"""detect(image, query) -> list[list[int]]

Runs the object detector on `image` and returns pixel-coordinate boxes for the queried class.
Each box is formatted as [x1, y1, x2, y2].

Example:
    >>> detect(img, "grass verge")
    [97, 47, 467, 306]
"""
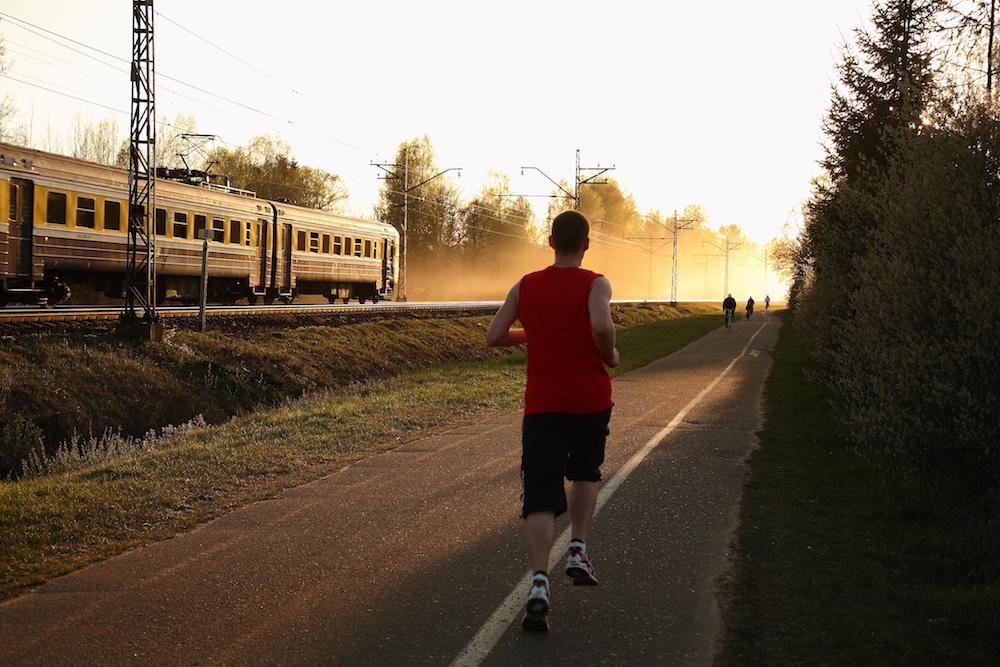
[0, 308, 721, 600]
[720, 311, 1000, 665]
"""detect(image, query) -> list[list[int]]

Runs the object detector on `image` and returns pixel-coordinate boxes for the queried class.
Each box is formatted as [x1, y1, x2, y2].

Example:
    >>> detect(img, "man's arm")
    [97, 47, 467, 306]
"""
[486, 281, 527, 347]
[588, 276, 619, 368]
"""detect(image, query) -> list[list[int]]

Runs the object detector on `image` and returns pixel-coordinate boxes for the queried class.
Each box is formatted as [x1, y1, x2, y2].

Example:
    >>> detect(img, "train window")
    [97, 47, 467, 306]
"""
[364, 239, 372, 258]
[155, 208, 167, 235]
[245, 220, 252, 246]
[228, 219, 240, 244]
[76, 197, 96, 228]
[309, 232, 319, 253]
[46, 191, 67, 224]
[333, 236, 342, 255]
[173, 211, 188, 239]
[354, 238, 362, 257]
[8, 182, 18, 221]
[322, 234, 330, 254]
[296, 230, 307, 251]
[103, 200, 122, 231]
[194, 214, 207, 239]
[212, 217, 225, 242]
[374, 242, 379, 259]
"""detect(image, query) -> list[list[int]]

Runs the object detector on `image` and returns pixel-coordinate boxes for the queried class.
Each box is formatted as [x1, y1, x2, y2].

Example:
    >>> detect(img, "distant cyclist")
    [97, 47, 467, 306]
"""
[722, 293, 736, 329]
[764, 295, 770, 311]
[745, 296, 755, 320]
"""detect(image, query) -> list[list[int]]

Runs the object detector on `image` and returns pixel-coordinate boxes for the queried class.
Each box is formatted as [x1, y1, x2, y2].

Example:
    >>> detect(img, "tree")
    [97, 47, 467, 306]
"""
[799, 0, 944, 363]
[113, 113, 201, 170]
[70, 114, 122, 166]
[0, 38, 28, 145]
[578, 177, 644, 238]
[942, 1, 999, 96]
[207, 134, 348, 211]
[374, 135, 462, 266]
[459, 172, 532, 261]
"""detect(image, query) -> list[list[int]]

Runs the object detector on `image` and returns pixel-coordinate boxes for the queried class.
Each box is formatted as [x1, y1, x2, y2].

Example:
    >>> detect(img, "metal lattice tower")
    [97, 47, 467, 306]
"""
[123, 0, 157, 324]
[667, 211, 696, 305]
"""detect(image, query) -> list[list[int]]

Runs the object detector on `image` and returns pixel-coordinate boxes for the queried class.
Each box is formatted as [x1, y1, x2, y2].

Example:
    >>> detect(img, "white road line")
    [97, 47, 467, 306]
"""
[450, 320, 770, 667]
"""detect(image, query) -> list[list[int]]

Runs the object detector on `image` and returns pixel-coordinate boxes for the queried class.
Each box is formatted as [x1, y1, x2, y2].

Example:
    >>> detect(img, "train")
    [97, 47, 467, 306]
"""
[0, 142, 398, 307]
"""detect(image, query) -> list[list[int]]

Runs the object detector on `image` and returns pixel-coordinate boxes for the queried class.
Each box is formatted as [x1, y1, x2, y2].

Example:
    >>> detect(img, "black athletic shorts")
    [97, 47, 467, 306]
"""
[520, 408, 612, 518]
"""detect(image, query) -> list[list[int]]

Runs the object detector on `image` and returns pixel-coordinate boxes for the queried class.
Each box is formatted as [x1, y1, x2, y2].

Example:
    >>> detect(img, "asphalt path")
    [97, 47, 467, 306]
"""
[0, 310, 779, 666]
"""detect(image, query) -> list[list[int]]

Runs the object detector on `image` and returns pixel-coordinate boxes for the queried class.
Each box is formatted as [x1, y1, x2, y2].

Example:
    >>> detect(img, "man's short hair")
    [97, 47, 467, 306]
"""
[551, 210, 590, 253]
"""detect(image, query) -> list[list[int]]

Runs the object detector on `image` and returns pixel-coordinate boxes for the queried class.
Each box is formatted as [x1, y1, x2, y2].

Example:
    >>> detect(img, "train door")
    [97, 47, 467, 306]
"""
[280, 223, 292, 296]
[380, 238, 394, 296]
[255, 218, 269, 296]
[8, 178, 34, 286]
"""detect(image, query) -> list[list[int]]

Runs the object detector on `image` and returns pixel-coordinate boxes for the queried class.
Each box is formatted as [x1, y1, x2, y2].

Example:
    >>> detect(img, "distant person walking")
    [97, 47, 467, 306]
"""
[765, 294, 770, 311]
[746, 296, 755, 320]
[722, 293, 737, 329]
[486, 210, 618, 633]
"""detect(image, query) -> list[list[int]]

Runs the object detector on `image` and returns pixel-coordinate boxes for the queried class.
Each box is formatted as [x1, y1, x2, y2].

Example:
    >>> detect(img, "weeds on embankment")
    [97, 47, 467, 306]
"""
[720, 312, 1000, 665]
[0, 303, 718, 479]
[0, 304, 720, 600]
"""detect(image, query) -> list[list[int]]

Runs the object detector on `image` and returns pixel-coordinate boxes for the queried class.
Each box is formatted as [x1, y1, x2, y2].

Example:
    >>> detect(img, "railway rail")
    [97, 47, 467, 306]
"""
[0, 300, 503, 324]
[0, 299, 711, 323]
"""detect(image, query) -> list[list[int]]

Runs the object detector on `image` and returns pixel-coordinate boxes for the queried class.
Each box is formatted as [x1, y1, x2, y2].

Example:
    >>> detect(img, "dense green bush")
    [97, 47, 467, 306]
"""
[794, 0, 999, 511]
[1, 416, 44, 478]
[836, 115, 1000, 506]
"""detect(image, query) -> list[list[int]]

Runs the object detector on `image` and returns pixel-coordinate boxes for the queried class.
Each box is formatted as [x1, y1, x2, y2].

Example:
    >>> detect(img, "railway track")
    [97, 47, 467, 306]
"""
[0, 300, 503, 324]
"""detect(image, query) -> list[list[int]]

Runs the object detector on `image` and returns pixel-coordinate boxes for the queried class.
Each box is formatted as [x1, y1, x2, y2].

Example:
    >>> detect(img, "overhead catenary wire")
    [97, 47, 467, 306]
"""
[1, 10, 679, 256]
[0, 11, 372, 154]
[153, 10, 321, 104]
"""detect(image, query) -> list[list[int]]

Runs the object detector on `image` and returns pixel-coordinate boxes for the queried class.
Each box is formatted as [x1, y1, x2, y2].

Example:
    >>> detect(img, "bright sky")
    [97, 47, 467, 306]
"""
[0, 0, 876, 244]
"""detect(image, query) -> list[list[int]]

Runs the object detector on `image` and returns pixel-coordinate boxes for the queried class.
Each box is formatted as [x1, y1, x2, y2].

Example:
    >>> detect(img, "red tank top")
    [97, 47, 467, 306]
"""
[517, 266, 613, 414]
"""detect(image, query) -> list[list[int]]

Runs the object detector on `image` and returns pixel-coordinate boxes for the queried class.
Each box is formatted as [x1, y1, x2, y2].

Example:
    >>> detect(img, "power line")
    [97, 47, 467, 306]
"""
[0, 10, 371, 153]
[154, 10, 319, 103]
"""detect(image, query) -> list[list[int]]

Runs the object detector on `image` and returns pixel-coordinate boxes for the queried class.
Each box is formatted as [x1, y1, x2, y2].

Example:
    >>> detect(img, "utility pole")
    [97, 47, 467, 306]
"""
[372, 150, 460, 300]
[122, 0, 159, 339]
[703, 236, 743, 297]
[626, 212, 696, 304]
[516, 149, 614, 213]
[989, 0, 996, 97]
[666, 210, 696, 305]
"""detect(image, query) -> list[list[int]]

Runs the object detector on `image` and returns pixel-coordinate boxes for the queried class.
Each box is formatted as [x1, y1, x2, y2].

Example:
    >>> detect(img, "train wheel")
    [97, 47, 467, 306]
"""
[248, 294, 258, 306]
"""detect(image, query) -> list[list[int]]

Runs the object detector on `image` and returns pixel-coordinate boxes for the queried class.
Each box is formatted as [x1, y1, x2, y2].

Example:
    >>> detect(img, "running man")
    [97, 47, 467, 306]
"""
[486, 210, 618, 633]
[765, 294, 771, 311]
[722, 293, 737, 328]
[746, 296, 755, 320]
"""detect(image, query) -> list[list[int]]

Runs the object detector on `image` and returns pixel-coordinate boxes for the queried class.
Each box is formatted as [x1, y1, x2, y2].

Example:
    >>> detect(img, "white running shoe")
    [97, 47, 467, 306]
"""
[565, 545, 599, 586]
[521, 576, 550, 632]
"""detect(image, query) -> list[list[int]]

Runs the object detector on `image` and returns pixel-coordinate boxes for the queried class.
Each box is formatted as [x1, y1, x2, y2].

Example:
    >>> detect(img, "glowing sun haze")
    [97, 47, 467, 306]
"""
[1, 0, 876, 245]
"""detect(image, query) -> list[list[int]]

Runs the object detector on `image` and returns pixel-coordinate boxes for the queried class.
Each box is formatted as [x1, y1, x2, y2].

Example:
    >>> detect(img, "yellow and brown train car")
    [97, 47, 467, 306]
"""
[0, 142, 398, 306]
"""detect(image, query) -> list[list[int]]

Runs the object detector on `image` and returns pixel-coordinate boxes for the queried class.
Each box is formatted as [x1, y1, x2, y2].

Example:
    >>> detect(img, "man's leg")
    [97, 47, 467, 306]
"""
[568, 480, 599, 543]
[524, 511, 556, 573]
[522, 511, 555, 631]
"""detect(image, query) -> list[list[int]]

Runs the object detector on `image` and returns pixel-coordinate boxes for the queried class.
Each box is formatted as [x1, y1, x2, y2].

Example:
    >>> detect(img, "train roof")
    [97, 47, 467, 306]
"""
[0, 141, 397, 238]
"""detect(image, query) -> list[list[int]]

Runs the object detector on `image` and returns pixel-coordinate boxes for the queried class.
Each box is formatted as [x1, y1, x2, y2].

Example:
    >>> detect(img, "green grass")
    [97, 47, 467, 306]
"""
[720, 312, 1000, 665]
[0, 306, 720, 600]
